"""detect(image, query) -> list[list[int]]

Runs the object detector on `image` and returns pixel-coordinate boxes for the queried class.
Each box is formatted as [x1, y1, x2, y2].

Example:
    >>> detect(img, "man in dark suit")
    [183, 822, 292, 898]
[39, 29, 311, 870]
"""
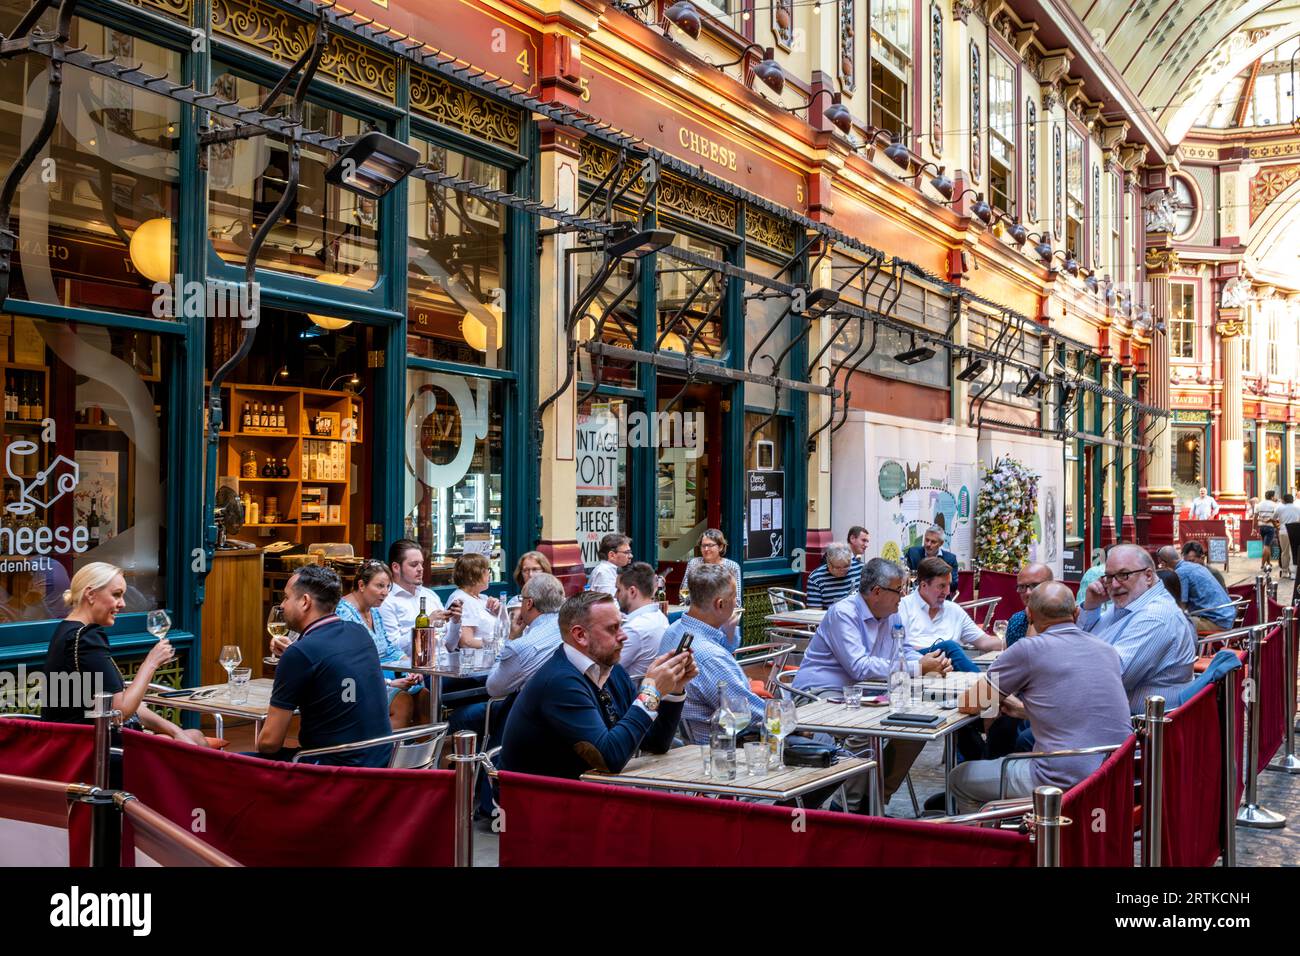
[501, 591, 696, 779]
[905, 525, 959, 592]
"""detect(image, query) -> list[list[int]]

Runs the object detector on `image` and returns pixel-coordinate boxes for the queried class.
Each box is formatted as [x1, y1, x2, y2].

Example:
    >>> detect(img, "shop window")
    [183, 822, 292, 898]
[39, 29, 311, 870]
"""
[407, 139, 509, 369]
[1174, 429, 1204, 495]
[1263, 432, 1283, 496]
[988, 51, 1015, 216]
[656, 233, 726, 360]
[744, 257, 792, 411]
[576, 396, 632, 570]
[1065, 127, 1084, 260]
[870, 0, 911, 137]
[743, 413, 787, 562]
[574, 224, 640, 389]
[404, 371, 503, 584]
[0, 18, 180, 319]
[0, 320, 169, 622]
[656, 380, 713, 563]
[1170, 284, 1195, 360]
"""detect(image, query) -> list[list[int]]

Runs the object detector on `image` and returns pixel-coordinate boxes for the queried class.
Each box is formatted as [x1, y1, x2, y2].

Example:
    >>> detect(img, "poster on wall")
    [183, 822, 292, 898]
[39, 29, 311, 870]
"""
[73, 450, 119, 542]
[576, 409, 619, 495]
[1039, 486, 1059, 564]
[578, 507, 617, 568]
[874, 458, 976, 567]
[462, 521, 493, 556]
[746, 470, 785, 560]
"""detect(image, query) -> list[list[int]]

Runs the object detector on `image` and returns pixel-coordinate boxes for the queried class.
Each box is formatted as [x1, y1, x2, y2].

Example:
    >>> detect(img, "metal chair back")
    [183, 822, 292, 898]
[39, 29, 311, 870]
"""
[765, 625, 813, 662]
[292, 722, 450, 768]
[767, 587, 807, 614]
[957, 596, 1001, 630]
[733, 641, 796, 696]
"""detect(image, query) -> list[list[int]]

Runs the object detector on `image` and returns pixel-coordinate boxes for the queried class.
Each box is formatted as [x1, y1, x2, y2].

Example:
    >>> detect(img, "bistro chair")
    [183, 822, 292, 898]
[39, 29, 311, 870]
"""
[956, 596, 1001, 631]
[765, 625, 814, 662]
[292, 722, 449, 770]
[767, 587, 808, 614]
[733, 641, 796, 697]
[995, 744, 1124, 800]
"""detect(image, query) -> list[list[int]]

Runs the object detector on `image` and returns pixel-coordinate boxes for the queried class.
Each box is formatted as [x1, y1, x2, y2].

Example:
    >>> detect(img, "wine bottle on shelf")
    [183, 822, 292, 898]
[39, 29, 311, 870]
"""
[4, 379, 13, 420]
[278, 457, 290, 479]
[241, 402, 252, 429]
[260, 403, 269, 428]
[261, 456, 273, 478]
[87, 498, 100, 545]
[30, 377, 41, 419]
[277, 404, 286, 429]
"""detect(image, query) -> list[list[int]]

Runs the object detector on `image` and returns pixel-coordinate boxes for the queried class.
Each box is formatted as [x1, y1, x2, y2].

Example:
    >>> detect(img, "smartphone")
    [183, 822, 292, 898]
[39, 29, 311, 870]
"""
[675, 633, 694, 655]
[882, 712, 942, 726]
[155, 689, 193, 698]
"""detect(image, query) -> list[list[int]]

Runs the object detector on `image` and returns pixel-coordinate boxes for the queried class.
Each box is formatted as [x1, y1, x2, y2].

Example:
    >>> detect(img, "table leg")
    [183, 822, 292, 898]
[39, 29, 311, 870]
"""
[430, 677, 442, 724]
[869, 735, 884, 817]
[215, 714, 224, 739]
[944, 734, 956, 816]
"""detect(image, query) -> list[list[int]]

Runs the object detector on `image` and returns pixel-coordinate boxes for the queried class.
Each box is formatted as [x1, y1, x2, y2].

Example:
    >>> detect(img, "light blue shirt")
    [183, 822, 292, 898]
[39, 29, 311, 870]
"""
[793, 592, 919, 692]
[485, 613, 561, 698]
[1174, 561, 1233, 629]
[1079, 582, 1196, 712]
[658, 613, 763, 744]
[336, 598, 401, 663]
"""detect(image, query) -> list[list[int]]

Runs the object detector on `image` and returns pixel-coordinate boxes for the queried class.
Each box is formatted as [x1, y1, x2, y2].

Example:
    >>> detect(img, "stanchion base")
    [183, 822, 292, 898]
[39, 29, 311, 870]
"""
[1236, 804, 1287, 829]
[1265, 753, 1300, 774]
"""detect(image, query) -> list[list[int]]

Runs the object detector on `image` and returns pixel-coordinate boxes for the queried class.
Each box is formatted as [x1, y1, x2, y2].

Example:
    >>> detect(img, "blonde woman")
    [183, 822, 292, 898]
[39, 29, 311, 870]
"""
[42, 562, 206, 746]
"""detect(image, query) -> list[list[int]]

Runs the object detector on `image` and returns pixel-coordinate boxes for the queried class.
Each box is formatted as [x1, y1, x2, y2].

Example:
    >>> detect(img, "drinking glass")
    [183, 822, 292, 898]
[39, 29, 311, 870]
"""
[229, 667, 252, 704]
[765, 698, 797, 769]
[218, 645, 242, 688]
[723, 687, 751, 736]
[743, 741, 767, 778]
[146, 609, 171, 640]
[709, 728, 737, 781]
[267, 606, 289, 653]
[993, 620, 1008, 644]
[842, 684, 863, 708]
[699, 743, 712, 778]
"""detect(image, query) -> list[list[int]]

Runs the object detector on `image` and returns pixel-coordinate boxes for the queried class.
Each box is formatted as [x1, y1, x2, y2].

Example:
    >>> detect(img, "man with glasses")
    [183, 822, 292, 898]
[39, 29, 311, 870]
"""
[905, 525, 960, 593]
[806, 543, 861, 609]
[1004, 563, 1055, 646]
[1079, 544, 1196, 712]
[794, 558, 950, 806]
[500, 591, 696, 780]
[587, 533, 633, 596]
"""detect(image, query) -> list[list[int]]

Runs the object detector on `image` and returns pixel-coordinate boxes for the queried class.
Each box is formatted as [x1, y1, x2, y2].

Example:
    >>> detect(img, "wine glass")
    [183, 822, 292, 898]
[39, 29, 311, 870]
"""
[764, 698, 797, 768]
[267, 606, 289, 655]
[993, 620, 1008, 646]
[219, 645, 242, 691]
[145, 609, 171, 640]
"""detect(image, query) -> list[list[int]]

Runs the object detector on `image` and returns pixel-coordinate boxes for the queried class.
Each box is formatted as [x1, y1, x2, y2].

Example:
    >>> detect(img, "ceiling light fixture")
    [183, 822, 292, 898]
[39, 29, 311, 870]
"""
[325, 131, 419, 200]
[715, 44, 785, 95]
[895, 334, 937, 365]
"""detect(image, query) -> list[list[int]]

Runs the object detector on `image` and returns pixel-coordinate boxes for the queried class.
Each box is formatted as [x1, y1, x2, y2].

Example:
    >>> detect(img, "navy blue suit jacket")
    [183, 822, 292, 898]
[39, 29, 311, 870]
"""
[904, 545, 960, 590]
[500, 646, 684, 780]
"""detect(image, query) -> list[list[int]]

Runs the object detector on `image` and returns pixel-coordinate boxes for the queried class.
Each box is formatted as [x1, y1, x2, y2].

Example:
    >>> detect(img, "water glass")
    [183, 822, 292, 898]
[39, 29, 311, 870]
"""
[699, 743, 712, 778]
[842, 684, 863, 708]
[743, 741, 767, 777]
[229, 667, 251, 704]
[994, 620, 1009, 643]
[709, 730, 737, 781]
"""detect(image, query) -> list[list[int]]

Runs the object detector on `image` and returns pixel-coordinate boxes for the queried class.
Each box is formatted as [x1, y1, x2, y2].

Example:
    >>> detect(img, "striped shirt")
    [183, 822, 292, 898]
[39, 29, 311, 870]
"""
[1079, 583, 1196, 712]
[805, 559, 862, 609]
[658, 612, 764, 744]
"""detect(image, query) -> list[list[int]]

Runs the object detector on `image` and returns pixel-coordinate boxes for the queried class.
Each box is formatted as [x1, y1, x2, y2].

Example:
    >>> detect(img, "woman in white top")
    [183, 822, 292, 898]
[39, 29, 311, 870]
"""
[682, 528, 742, 606]
[446, 552, 502, 649]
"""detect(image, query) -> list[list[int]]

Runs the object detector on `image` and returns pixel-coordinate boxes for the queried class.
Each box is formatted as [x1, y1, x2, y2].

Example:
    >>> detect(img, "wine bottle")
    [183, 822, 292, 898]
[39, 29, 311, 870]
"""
[31, 377, 41, 419]
[18, 377, 28, 421]
[242, 402, 252, 429]
[278, 457, 290, 479]
[87, 498, 100, 545]
[277, 404, 286, 429]
[4, 379, 13, 420]
[260, 403, 269, 428]
[261, 456, 273, 478]
[412, 597, 431, 667]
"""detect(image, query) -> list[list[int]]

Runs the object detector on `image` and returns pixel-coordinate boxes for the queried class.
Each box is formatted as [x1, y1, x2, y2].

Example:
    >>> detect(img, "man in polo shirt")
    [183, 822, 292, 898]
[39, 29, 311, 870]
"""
[377, 538, 454, 655]
[1080, 544, 1196, 712]
[258, 565, 393, 767]
[806, 543, 861, 609]
[905, 525, 960, 592]
[616, 561, 670, 681]
[951, 582, 1132, 812]
[657, 562, 761, 744]
[1156, 545, 1233, 633]
[587, 533, 632, 596]
[897, 556, 998, 670]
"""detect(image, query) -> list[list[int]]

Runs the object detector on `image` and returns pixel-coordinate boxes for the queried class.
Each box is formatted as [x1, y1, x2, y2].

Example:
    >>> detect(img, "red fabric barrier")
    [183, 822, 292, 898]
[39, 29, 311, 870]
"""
[0, 719, 94, 865]
[956, 570, 975, 603]
[973, 570, 1019, 622]
[498, 772, 1033, 867]
[1257, 625, 1286, 767]
[1228, 585, 1256, 626]
[1059, 735, 1137, 867]
[1161, 685, 1223, 866]
[121, 730, 456, 866]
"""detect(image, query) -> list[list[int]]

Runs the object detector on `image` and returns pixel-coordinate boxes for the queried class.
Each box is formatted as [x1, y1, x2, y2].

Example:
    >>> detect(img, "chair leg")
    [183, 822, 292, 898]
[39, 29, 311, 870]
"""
[905, 771, 921, 817]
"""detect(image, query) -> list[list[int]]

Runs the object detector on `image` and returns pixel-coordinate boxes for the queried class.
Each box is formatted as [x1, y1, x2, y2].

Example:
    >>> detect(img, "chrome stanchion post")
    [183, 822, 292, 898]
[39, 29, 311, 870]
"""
[1218, 666, 1238, 867]
[1256, 574, 1268, 628]
[1267, 606, 1300, 774]
[86, 692, 121, 867]
[451, 730, 477, 866]
[1236, 626, 1287, 828]
[1139, 695, 1167, 867]
[1032, 786, 1064, 868]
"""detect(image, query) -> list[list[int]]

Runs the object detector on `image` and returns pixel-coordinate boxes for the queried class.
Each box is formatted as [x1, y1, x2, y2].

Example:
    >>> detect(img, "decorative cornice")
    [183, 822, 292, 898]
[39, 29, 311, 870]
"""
[579, 140, 737, 232]
[126, 0, 190, 20]
[745, 204, 797, 254]
[1250, 163, 1300, 223]
[953, 0, 978, 24]
[1145, 248, 1180, 273]
[411, 68, 522, 149]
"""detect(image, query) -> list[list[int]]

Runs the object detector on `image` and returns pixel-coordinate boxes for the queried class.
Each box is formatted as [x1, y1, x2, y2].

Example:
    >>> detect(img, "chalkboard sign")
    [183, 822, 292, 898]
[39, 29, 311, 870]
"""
[746, 471, 785, 560]
[1062, 548, 1084, 581]
[1208, 537, 1228, 565]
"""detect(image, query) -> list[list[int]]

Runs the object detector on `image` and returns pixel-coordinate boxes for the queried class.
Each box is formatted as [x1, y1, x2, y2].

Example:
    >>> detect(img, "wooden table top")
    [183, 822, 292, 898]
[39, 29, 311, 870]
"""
[144, 678, 275, 720]
[796, 671, 982, 740]
[582, 745, 875, 801]
[970, 649, 1004, 668]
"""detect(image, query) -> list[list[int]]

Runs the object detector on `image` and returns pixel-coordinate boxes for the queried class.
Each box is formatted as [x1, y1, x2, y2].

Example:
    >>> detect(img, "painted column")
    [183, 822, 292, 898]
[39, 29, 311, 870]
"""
[1140, 244, 1176, 546]
[1215, 307, 1246, 509]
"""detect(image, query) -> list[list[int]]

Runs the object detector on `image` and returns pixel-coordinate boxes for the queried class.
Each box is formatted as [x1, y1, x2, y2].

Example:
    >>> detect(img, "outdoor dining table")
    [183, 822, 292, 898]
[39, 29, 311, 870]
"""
[970, 648, 1004, 669]
[763, 608, 826, 629]
[144, 678, 276, 738]
[378, 656, 494, 721]
[794, 670, 984, 816]
[581, 745, 877, 808]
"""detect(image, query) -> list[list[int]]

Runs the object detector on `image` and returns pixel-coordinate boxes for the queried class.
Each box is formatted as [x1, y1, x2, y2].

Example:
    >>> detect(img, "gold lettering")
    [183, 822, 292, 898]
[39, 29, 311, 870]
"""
[679, 128, 690, 149]
[676, 127, 744, 174]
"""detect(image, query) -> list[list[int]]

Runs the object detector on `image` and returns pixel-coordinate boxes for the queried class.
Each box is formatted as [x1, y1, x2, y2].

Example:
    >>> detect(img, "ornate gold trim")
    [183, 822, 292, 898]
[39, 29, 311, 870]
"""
[579, 141, 736, 232]
[212, 0, 396, 102]
[125, 0, 191, 20]
[745, 204, 796, 254]
[410, 68, 522, 149]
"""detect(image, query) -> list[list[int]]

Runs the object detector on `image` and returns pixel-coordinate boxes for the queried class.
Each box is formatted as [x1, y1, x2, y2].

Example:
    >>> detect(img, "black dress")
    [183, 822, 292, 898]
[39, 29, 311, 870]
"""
[41, 619, 125, 724]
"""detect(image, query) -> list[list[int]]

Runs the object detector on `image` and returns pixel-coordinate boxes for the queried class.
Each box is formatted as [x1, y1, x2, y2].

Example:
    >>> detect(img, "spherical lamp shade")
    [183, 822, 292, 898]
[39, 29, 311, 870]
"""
[129, 217, 174, 284]
[461, 304, 504, 353]
[307, 272, 356, 330]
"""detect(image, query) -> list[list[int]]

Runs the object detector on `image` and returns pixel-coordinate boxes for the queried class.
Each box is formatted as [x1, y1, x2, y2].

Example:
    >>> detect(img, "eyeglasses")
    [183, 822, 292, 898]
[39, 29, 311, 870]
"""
[615, 549, 633, 557]
[595, 687, 621, 727]
[1015, 581, 1047, 592]
[876, 585, 908, 596]
[1100, 568, 1148, 585]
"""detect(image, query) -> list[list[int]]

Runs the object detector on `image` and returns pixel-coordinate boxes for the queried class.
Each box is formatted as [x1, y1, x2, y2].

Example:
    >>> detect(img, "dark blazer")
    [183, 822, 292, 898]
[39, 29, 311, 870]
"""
[905, 545, 960, 590]
[500, 645, 683, 780]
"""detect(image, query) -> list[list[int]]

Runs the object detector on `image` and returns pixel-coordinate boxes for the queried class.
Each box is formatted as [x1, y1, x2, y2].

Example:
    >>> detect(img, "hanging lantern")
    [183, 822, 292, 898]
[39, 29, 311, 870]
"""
[128, 217, 173, 284]
[461, 303, 504, 352]
[306, 268, 374, 330]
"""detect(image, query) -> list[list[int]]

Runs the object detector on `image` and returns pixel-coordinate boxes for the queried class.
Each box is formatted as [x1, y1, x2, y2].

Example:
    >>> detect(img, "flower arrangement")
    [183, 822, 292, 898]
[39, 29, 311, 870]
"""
[975, 456, 1040, 572]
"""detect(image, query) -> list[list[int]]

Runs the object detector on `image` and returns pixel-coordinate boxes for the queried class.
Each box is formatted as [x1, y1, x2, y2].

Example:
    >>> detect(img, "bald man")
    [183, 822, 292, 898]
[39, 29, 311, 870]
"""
[951, 582, 1133, 812]
[1003, 562, 1054, 647]
[1079, 544, 1196, 712]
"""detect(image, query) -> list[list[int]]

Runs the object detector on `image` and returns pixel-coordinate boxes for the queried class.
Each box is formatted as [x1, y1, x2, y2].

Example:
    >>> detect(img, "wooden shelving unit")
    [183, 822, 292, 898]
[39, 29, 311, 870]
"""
[218, 383, 363, 544]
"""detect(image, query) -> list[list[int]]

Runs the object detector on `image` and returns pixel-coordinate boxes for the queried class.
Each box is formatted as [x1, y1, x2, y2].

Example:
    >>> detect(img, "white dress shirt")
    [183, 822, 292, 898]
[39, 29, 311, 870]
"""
[619, 602, 669, 680]
[1188, 495, 1219, 519]
[587, 561, 618, 595]
[377, 581, 444, 655]
[897, 590, 985, 650]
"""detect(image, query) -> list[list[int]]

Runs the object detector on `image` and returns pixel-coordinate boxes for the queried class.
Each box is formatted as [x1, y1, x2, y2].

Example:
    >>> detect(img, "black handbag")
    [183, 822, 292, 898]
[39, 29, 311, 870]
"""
[782, 740, 837, 768]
